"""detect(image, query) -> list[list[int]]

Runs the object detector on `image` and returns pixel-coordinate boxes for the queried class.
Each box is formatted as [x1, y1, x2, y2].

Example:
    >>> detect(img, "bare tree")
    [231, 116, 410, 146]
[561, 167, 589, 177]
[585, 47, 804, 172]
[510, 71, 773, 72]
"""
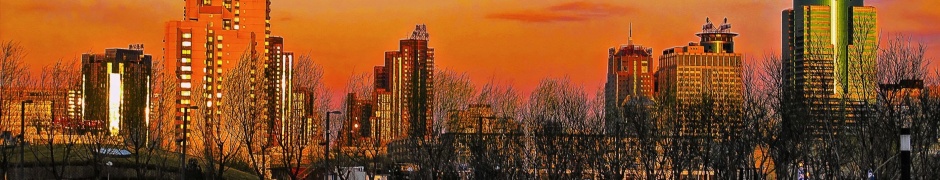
[25, 59, 81, 179]
[0, 40, 30, 179]
[273, 54, 331, 180]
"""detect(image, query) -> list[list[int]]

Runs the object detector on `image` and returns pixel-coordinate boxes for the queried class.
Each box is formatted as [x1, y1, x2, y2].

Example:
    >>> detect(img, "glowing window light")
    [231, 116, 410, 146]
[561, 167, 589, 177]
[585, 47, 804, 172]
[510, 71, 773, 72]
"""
[182, 66, 192, 72]
[182, 33, 192, 38]
[181, 82, 192, 88]
[108, 73, 122, 136]
[182, 41, 192, 47]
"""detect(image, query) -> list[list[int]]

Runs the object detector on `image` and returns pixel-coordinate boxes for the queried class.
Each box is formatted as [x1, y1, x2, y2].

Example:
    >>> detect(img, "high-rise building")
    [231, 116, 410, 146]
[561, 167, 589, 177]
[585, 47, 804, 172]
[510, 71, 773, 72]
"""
[81, 45, 153, 138]
[657, 18, 743, 105]
[340, 93, 373, 148]
[266, 36, 294, 143]
[373, 25, 435, 141]
[371, 66, 392, 145]
[164, 0, 279, 150]
[782, 0, 877, 134]
[604, 24, 654, 134]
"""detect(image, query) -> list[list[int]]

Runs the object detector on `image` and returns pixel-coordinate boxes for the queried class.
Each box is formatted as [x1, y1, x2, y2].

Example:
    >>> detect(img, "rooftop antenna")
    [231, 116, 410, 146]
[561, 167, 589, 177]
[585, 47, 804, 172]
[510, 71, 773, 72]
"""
[628, 22, 633, 45]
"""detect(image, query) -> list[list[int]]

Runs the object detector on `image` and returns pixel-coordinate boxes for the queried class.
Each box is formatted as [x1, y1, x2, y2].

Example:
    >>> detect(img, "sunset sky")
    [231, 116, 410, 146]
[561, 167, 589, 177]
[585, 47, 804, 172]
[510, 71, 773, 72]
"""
[2, 0, 939, 96]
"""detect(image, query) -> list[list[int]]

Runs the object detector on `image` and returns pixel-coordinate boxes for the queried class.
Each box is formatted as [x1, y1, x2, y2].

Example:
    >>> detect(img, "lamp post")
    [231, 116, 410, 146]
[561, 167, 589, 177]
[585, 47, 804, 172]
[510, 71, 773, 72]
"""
[900, 128, 911, 180]
[20, 99, 32, 174]
[324, 111, 341, 179]
[179, 106, 198, 180]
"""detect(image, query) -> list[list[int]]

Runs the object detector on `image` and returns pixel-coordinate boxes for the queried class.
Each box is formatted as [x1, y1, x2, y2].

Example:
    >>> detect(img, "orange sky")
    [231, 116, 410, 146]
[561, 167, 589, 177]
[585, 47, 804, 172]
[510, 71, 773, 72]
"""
[2, 0, 939, 96]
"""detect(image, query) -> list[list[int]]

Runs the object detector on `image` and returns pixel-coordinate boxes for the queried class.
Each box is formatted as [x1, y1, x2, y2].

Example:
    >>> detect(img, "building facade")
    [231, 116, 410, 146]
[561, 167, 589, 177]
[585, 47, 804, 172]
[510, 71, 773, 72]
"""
[81, 46, 153, 138]
[1, 88, 70, 142]
[266, 36, 294, 144]
[782, 0, 878, 135]
[164, 0, 297, 152]
[655, 18, 744, 137]
[657, 18, 743, 105]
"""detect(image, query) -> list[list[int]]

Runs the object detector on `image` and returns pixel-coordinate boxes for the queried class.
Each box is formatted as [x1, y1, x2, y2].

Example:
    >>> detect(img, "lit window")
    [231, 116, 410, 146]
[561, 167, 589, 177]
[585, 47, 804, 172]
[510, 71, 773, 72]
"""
[234, 25, 240, 30]
[181, 82, 192, 88]
[181, 66, 192, 72]
[182, 50, 191, 55]
[217, 44, 223, 49]
[182, 74, 191, 80]
[182, 33, 192, 38]
[182, 91, 191, 96]
[216, 93, 222, 98]
[181, 58, 191, 63]
[182, 41, 192, 47]
[217, 36, 223, 40]
[207, 101, 213, 107]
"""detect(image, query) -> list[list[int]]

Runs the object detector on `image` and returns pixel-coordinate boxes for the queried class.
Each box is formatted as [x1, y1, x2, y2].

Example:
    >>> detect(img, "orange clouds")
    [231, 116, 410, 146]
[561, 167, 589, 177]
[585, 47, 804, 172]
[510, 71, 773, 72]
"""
[487, 1, 633, 22]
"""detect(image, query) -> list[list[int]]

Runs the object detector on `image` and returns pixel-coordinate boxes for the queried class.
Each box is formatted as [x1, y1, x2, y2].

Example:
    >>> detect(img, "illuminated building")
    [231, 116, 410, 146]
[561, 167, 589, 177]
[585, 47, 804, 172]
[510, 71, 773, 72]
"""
[371, 66, 393, 146]
[340, 93, 373, 148]
[782, 0, 877, 135]
[266, 36, 294, 143]
[655, 18, 744, 137]
[373, 25, 435, 141]
[604, 24, 654, 134]
[164, 0, 289, 150]
[0, 88, 69, 142]
[656, 18, 743, 105]
[81, 45, 153, 137]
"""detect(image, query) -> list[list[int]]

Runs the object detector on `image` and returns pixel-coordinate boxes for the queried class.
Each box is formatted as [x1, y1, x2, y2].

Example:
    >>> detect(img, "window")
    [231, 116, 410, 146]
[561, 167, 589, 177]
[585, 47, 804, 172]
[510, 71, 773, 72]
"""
[217, 36, 223, 41]
[182, 50, 191, 55]
[182, 66, 192, 72]
[182, 41, 192, 47]
[181, 91, 191, 96]
[182, 33, 192, 38]
[181, 57, 191, 63]
[182, 74, 191, 80]
[181, 82, 192, 88]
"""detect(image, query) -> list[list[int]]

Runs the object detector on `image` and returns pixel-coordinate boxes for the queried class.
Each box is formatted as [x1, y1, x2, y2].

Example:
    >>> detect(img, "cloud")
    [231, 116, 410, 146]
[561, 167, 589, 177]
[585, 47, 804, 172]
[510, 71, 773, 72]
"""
[487, 1, 633, 23]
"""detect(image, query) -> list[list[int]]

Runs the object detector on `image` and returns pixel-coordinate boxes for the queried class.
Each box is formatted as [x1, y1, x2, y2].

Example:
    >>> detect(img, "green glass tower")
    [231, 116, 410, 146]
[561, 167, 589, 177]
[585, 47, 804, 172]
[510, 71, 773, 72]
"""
[782, 0, 878, 135]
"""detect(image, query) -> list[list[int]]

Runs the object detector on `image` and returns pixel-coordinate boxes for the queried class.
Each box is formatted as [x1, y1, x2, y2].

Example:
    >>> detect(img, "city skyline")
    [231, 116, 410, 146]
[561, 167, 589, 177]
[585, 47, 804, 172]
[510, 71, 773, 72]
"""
[3, 0, 939, 97]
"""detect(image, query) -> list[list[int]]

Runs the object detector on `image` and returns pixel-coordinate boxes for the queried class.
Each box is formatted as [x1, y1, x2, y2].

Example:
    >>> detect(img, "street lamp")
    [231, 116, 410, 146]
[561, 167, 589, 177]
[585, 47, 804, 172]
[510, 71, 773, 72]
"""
[324, 110, 341, 179]
[900, 128, 911, 180]
[20, 99, 32, 173]
[178, 106, 198, 180]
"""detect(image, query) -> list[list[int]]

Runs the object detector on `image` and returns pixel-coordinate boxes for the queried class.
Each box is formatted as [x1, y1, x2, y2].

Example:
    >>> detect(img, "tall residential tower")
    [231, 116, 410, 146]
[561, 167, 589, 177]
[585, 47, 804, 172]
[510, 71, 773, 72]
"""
[373, 25, 435, 142]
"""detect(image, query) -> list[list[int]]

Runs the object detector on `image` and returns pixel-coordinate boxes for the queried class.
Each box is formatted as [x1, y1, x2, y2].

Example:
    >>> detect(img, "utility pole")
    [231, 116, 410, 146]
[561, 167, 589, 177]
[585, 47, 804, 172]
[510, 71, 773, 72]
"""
[179, 106, 197, 180]
[20, 99, 33, 177]
[325, 111, 341, 179]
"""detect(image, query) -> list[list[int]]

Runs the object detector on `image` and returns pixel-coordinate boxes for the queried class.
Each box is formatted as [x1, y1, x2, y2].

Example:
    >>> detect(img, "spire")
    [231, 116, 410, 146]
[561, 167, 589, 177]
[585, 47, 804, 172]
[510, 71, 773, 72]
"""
[628, 22, 633, 45]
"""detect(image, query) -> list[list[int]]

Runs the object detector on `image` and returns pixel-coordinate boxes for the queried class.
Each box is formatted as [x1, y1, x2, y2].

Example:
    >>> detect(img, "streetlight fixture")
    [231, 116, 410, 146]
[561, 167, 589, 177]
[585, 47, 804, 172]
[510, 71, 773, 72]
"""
[324, 110, 341, 179]
[178, 106, 198, 180]
[900, 127, 911, 180]
[20, 99, 32, 172]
